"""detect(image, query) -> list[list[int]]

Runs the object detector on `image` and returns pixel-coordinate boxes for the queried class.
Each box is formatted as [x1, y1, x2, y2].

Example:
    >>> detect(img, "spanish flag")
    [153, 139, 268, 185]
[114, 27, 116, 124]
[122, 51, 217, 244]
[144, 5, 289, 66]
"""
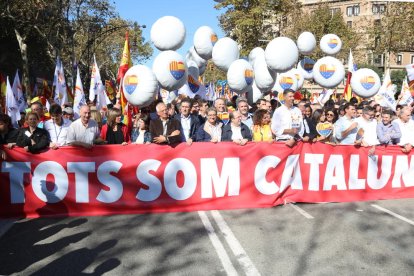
[117, 32, 133, 127]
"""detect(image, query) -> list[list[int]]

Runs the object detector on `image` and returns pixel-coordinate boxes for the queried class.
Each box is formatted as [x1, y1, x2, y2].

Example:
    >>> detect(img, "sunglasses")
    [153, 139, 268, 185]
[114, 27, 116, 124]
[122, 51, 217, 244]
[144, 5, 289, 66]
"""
[326, 113, 334, 117]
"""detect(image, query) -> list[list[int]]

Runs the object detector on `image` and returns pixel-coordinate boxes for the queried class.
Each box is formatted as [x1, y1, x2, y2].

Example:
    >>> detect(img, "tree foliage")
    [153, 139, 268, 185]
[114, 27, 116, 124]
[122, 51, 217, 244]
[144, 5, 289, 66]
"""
[0, 0, 152, 96]
[369, 2, 414, 56]
[286, 4, 360, 61]
[215, 0, 302, 56]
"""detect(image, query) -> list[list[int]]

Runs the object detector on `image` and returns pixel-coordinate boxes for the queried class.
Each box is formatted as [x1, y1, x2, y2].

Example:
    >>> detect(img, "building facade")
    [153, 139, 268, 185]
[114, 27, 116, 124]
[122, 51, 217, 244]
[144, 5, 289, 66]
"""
[300, 0, 414, 71]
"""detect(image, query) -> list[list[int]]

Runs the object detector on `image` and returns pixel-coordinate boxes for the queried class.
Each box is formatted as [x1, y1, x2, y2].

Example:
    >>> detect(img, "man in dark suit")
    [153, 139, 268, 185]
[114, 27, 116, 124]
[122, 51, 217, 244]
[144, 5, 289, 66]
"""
[149, 102, 181, 145]
[173, 98, 200, 145]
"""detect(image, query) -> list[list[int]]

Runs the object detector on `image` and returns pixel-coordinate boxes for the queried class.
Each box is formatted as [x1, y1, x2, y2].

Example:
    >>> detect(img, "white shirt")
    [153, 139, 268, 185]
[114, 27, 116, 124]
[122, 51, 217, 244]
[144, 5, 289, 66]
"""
[271, 105, 304, 140]
[66, 119, 100, 145]
[44, 118, 72, 146]
[355, 117, 379, 146]
[180, 115, 191, 141]
[135, 129, 146, 144]
[395, 118, 414, 146]
[231, 125, 243, 140]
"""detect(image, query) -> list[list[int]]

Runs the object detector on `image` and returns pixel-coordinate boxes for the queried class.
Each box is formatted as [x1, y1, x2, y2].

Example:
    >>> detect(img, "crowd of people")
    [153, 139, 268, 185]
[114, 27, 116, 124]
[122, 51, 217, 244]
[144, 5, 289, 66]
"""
[1, 88, 414, 160]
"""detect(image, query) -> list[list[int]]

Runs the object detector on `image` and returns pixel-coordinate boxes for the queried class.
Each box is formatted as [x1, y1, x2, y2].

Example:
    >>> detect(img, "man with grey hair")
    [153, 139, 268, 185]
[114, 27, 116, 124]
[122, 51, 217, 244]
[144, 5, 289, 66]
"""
[394, 106, 414, 153]
[66, 105, 105, 148]
[215, 98, 229, 125]
[150, 102, 181, 144]
[236, 97, 253, 129]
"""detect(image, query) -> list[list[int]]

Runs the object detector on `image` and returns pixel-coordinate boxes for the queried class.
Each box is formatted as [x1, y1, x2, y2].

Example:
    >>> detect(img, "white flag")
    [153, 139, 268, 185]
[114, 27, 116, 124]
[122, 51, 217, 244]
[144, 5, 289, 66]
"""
[53, 57, 68, 105]
[6, 76, 21, 128]
[12, 70, 27, 112]
[45, 99, 50, 112]
[89, 55, 110, 111]
[347, 49, 357, 73]
[405, 63, 414, 96]
[73, 67, 86, 119]
[317, 89, 334, 106]
[376, 69, 396, 110]
[399, 77, 413, 106]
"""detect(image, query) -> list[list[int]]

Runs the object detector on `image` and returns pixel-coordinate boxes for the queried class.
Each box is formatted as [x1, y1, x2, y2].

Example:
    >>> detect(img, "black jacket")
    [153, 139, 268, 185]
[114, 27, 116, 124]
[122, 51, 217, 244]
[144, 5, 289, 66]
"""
[0, 128, 18, 145]
[221, 123, 252, 142]
[173, 114, 200, 142]
[16, 127, 50, 153]
[149, 118, 182, 144]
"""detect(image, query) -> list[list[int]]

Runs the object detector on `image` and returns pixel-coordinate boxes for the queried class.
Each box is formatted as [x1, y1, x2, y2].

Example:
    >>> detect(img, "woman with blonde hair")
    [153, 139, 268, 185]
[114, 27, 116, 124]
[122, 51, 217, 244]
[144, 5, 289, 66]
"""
[16, 112, 50, 153]
[90, 108, 103, 130]
[100, 108, 130, 145]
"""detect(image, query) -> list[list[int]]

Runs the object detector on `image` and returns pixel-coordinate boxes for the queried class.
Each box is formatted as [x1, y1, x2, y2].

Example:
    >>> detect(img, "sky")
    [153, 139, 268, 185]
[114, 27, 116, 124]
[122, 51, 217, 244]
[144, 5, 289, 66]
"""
[113, 0, 225, 67]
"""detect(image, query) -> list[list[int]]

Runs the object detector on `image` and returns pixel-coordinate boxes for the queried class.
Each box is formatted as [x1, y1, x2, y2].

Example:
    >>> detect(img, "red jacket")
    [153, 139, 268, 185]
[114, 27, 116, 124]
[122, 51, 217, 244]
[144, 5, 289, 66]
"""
[100, 123, 131, 143]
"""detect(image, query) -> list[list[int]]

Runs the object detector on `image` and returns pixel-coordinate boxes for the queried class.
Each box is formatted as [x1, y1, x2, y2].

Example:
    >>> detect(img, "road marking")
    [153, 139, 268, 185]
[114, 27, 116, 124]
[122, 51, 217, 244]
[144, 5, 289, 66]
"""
[287, 203, 314, 219]
[211, 210, 262, 276]
[371, 204, 414, 226]
[198, 211, 238, 276]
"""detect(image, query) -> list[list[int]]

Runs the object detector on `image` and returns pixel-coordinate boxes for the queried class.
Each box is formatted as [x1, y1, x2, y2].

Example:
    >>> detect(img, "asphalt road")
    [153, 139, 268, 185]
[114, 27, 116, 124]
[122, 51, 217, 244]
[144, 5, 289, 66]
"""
[1, 199, 414, 275]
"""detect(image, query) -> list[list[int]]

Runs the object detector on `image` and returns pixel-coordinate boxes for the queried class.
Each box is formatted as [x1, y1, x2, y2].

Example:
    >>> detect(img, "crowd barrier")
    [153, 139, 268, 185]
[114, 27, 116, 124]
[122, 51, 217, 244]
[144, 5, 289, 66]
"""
[1, 142, 413, 218]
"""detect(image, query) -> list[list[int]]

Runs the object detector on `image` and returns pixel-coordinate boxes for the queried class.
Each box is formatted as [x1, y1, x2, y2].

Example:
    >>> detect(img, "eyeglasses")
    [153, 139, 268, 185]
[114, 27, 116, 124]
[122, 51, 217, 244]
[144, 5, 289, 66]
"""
[326, 113, 334, 117]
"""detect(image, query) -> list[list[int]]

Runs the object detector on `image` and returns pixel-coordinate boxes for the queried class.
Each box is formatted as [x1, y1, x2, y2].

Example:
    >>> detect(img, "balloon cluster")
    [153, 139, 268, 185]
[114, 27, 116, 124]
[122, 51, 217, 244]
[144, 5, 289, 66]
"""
[123, 16, 382, 107]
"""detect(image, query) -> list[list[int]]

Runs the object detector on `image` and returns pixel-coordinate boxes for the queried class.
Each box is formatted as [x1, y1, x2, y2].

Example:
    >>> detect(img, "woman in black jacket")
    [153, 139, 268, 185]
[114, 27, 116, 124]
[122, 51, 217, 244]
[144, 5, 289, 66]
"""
[16, 112, 50, 153]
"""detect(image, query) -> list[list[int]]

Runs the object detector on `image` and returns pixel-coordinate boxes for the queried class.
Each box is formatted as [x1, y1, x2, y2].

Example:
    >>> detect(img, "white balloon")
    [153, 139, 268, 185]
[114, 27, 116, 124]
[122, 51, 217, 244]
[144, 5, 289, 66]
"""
[265, 37, 299, 72]
[288, 68, 304, 90]
[153, 50, 188, 91]
[248, 47, 265, 67]
[246, 81, 264, 105]
[151, 16, 186, 51]
[186, 46, 207, 69]
[253, 57, 277, 92]
[187, 60, 199, 80]
[227, 59, 254, 94]
[297, 32, 316, 55]
[350, 68, 381, 98]
[313, 56, 345, 88]
[272, 71, 298, 94]
[297, 58, 315, 80]
[122, 65, 158, 107]
[212, 37, 240, 71]
[320, 34, 342, 55]
[194, 26, 218, 60]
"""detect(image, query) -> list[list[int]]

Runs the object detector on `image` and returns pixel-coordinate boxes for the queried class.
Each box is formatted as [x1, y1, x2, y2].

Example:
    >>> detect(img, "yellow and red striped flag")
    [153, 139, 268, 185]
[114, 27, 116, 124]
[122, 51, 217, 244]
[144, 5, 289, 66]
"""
[117, 32, 133, 127]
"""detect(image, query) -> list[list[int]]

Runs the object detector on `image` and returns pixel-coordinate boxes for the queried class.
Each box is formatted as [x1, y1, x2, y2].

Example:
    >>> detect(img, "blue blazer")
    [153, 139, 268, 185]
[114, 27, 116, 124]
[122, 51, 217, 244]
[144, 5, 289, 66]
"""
[173, 114, 200, 142]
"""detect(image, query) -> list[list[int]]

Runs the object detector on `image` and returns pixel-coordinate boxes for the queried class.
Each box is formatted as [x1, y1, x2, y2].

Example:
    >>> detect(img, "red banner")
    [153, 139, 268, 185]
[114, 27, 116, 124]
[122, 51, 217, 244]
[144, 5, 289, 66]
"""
[1, 142, 414, 218]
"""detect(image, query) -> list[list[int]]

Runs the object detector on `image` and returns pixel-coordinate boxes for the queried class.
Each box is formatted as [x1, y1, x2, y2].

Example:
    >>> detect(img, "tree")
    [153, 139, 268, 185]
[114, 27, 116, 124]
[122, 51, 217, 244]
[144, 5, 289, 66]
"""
[215, 0, 302, 56]
[0, 0, 152, 98]
[202, 61, 227, 83]
[286, 4, 360, 61]
[368, 2, 414, 69]
[391, 69, 406, 96]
